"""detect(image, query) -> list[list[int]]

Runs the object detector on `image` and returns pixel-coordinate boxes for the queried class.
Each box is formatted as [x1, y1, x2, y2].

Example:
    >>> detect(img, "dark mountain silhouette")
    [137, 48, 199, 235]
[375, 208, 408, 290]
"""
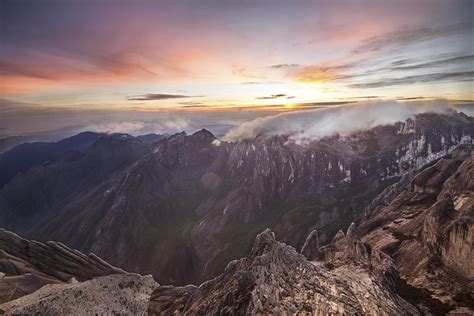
[0, 132, 168, 190]
[0, 134, 151, 234]
[0, 132, 102, 189]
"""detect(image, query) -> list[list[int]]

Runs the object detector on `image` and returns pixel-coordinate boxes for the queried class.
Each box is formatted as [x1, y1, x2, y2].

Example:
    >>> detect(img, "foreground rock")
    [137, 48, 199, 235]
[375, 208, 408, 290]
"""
[148, 229, 417, 315]
[0, 228, 124, 303]
[0, 273, 158, 315]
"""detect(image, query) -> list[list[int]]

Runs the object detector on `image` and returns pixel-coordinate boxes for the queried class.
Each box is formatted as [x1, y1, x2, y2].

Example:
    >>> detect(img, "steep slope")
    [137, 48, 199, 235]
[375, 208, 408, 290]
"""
[2, 111, 473, 285]
[359, 145, 473, 313]
[0, 228, 124, 303]
[148, 229, 417, 314]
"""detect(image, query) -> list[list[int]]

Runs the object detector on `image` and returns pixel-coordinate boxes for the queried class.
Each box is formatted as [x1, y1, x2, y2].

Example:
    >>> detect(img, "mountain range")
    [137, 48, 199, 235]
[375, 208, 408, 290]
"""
[0, 110, 472, 314]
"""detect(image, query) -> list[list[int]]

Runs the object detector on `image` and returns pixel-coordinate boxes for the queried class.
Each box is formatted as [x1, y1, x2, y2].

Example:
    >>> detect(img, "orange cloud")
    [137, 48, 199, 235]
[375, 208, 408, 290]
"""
[289, 66, 339, 83]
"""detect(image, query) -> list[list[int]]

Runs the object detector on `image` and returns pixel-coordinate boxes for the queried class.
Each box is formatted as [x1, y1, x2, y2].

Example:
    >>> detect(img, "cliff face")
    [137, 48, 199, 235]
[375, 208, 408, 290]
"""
[437, 151, 474, 277]
[360, 145, 474, 312]
[0, 112, 472, 285]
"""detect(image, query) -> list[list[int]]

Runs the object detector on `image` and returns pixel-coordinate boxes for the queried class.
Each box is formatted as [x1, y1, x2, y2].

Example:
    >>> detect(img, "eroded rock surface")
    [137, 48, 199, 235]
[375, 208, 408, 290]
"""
[0, 273, 157, 315]
[0, 229, 124, 303]
[148, 229, 417, 315]
[360, 145, 474, 312]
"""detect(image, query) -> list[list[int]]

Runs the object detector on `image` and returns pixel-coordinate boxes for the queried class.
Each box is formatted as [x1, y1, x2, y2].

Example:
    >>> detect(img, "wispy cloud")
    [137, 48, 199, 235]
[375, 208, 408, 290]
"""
[255, 94, 288, 100]
[349, 71, 474, 89]
[381, 54, 474, 71]
[288, 60, 358, 83]
[232, 66, 263, 80]
[395, 96, 428, 101]
[282, 21, 472, 88]
[127, 94, 205, 101]
[297, 101, 354, 107]
[240, 81, 284, 85]
[353, 23, 470, 54]
[267, 64, 301, 69]
[286, 52, 474, 89]
[339, 95, 381, 100]
[178, 101, 210, 108]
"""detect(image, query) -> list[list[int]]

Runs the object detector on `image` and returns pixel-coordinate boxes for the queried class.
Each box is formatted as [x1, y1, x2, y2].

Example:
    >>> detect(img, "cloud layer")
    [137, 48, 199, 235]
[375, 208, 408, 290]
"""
[224, 100, 454, 142]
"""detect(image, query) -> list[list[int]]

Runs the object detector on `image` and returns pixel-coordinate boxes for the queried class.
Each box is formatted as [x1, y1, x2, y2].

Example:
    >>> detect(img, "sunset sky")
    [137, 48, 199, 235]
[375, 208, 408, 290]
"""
[0, 0, 473, 136]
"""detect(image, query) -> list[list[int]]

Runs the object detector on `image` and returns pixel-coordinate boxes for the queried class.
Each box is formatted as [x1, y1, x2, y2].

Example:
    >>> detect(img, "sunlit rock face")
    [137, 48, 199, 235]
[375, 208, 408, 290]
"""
[360, 146, 474, 312]
[0, 112, 472, 285]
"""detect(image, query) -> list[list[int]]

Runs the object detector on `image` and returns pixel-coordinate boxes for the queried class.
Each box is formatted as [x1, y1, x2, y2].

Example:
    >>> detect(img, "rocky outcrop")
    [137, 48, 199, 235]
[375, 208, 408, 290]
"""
[360, 146, 474, 312]
[300, 229, 320, 260]
[0, 273, 158, 315]
[0, 229, 124, 303]
[319, 223, 372, 267]
[148, 229, 417, 315]
[148, 285, 197, 315]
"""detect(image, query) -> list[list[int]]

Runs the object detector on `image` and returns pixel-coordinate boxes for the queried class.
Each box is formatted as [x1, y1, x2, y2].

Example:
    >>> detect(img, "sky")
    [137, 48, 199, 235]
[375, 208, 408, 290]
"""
[0, 0, 473, 137]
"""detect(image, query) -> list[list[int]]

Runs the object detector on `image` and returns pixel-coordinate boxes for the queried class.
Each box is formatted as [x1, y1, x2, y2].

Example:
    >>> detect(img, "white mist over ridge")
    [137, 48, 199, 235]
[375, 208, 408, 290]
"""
[224, 100, 458, 142]
[84, 119, 190, 136]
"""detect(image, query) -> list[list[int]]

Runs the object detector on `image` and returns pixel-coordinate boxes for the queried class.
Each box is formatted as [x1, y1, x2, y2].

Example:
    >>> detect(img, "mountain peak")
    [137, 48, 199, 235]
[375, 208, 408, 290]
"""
[249, 228, 277, 257]
[191, 129, 216, 141]
[169, 131, 187, 139]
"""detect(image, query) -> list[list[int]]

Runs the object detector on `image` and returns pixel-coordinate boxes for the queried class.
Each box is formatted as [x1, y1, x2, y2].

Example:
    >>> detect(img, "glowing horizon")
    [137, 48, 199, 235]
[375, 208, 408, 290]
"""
[0, 0, 473, 138]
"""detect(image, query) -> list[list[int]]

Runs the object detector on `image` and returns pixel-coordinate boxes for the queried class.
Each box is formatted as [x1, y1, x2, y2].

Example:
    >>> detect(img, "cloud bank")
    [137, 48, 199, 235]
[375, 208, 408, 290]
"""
[224, 100, 454, 142]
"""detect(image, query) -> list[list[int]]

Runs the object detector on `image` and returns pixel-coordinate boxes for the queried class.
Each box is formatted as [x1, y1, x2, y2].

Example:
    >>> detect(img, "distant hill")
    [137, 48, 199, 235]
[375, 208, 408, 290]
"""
[0, 132, 102, 189]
